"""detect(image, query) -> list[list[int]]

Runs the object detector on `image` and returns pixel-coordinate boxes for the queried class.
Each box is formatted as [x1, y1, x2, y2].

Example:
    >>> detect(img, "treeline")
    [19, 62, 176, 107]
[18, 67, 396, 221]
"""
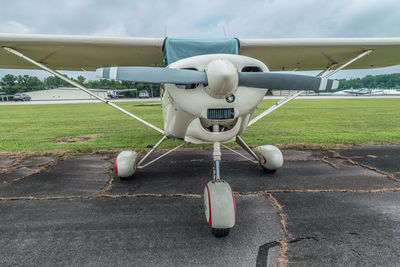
[338, 73, 400, 89]
[0, 74, 160, 97]
[2, 72, 400, 95]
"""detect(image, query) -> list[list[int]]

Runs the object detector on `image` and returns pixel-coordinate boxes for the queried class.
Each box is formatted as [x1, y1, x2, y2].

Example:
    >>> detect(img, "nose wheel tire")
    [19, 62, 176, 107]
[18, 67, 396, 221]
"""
[211, 227, 230, 238]
[204, 180, 236, 237]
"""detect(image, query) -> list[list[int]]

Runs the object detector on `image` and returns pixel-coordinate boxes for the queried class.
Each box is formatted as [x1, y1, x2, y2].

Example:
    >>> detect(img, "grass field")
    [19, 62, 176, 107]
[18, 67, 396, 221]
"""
[1, 98, 399, 152]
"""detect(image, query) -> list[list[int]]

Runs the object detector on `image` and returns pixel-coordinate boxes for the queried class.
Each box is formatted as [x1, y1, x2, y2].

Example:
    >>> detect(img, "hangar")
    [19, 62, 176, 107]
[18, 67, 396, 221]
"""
[26, 87, 107, 100]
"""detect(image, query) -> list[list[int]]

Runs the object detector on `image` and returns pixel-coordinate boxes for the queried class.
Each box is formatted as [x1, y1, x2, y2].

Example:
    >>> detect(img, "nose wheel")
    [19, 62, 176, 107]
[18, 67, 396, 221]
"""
[203, 125, 236, 237]
[204, 180, 236, 237]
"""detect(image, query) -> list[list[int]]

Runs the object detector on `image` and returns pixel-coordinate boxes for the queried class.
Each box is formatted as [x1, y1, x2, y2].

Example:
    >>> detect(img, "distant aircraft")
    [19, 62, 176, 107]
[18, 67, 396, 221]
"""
[334, 88, 400, 96]
[1, 34, 400, 237]
[334, 88, 373, 95]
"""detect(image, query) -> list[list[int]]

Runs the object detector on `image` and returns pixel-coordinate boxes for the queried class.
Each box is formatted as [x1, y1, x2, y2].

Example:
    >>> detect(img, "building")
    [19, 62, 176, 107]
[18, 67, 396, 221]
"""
[26, 88, 107, 100]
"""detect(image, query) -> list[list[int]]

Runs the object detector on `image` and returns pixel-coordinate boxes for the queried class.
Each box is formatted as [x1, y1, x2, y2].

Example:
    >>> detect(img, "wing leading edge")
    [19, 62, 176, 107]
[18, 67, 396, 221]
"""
[1, 33, 400, 72]
[239, 38, 400, 71]
[0, 33, 164, 70]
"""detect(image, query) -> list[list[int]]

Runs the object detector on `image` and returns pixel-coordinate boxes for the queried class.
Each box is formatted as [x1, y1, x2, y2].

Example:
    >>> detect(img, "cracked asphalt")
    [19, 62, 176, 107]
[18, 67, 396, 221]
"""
[0, 145, 399, 266]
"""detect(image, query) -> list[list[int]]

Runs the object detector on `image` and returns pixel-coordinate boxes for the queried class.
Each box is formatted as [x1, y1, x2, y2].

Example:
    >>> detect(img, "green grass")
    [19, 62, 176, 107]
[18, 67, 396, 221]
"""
[0, 99, 399, 152]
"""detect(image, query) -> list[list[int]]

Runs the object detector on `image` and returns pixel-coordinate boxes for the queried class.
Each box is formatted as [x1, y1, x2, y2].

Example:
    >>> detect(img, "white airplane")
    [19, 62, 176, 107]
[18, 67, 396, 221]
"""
[342, 88, 372, 95]
[1, 34, 400, 237]
[333, 88, 374, 95]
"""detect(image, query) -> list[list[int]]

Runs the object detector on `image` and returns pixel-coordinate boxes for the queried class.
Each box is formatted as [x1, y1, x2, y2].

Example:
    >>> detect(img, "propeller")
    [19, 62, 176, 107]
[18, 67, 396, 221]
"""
[238, 72, 338, 91]
[96, 67, 207, 84]
[96, 66, 338, 91]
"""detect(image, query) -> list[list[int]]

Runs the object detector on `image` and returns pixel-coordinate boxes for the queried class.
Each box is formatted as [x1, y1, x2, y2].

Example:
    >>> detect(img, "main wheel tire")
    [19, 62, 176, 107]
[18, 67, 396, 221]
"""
[115, 151, 138, 178]
[263, 168, 277, 173]
[253, 145, 284, 172]
[211, 228, 230, 238]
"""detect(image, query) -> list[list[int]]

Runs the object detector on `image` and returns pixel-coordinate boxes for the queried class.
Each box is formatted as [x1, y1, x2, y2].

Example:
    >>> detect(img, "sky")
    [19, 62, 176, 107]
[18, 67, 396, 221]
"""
[1, 0, 400, 80]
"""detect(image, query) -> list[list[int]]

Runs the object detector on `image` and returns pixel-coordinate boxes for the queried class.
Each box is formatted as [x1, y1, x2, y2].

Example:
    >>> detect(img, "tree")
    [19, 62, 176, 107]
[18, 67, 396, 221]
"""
[0, 74, 18, 94]
[338, 73, 400, 89]
[76, 75, 86, 85]
[25, 76, 45, 92]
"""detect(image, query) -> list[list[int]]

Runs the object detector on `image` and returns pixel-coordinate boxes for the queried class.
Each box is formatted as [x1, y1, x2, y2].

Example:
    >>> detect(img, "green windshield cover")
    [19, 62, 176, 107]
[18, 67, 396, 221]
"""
[163, 38, 239, 66]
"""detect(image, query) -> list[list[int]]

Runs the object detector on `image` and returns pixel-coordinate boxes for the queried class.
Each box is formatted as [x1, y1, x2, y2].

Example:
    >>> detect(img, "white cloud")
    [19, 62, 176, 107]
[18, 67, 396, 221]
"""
[91, 24, 129, 37]
[0, 21, 34, 34]
[1, 0, 400, 79]
[1, 0, 400, 38]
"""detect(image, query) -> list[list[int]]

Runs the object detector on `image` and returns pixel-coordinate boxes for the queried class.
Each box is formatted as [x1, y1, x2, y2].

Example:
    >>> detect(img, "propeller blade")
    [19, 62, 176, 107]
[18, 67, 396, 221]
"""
[96, 67, 208, 84]
[238, 72, 338, 91]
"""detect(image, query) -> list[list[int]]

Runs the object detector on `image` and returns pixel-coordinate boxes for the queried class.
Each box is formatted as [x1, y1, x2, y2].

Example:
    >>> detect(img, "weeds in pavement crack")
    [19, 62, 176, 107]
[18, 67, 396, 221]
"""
[265, 193, 291, 267]
[328, 150, 400, 182]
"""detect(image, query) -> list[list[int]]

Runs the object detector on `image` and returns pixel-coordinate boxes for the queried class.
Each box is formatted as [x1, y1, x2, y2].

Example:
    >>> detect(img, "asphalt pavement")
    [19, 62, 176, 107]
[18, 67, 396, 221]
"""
[0, 145, 399, 266]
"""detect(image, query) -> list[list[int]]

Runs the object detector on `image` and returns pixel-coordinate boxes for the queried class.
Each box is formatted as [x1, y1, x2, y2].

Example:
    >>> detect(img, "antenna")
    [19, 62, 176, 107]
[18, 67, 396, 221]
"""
[222, 25, 227, 38]
[164, 24, 167, 37]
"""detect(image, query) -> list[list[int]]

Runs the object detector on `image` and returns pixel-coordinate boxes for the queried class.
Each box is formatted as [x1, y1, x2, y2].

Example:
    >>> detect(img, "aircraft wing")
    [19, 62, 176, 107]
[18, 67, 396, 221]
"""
[1, 34, 400, 72]
[0, 33, 164, 71]
[239, 38, 400, 71]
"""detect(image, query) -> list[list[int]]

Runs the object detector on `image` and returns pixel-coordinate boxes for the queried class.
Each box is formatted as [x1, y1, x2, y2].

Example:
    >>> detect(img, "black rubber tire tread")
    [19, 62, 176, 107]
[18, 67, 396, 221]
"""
[119, 175, 133, 180]
[211, 228, 230, 238]
[263, 168, 277, 173]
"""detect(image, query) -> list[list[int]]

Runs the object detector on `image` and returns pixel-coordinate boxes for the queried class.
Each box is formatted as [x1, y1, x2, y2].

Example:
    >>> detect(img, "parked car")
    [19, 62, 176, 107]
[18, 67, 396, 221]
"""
[138, 90, 150, 98]
[13, 93, 31, 101]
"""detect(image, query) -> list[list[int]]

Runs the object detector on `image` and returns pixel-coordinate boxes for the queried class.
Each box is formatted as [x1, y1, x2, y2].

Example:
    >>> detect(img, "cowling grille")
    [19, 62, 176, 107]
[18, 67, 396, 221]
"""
[207, 108, 234, 120]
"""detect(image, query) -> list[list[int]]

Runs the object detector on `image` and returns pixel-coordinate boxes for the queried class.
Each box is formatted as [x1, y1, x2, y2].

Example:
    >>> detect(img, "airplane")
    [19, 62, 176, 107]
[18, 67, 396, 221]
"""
[1, 33, 400, 237]
[343, 88, 372, 95]
[334, 88, 400, 96]
[333, 88, 373, 95]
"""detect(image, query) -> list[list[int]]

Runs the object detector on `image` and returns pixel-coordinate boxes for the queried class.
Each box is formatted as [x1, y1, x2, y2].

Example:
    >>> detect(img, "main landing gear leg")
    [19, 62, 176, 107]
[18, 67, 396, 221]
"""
[203, 125, 236, 238]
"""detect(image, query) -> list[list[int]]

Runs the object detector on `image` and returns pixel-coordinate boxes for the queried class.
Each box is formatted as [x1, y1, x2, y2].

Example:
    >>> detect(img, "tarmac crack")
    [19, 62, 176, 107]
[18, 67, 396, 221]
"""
[3, 188, 399, 203]
[318, 156, 338, 169]
[264, 193, 291, 267]
[96, 169, 115, 195]
[235, 187, 400, 195]
[256, 241, 280, 267]
[288, 236, 319, 244]
[1, 155, 66, 185]
[328, 150, 400, 182]
[0, 193, 202, 202]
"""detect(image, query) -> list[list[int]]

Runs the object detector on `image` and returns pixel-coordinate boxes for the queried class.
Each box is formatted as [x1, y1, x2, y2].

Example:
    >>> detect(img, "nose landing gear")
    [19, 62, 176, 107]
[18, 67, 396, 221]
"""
[203, 125, 236, 238]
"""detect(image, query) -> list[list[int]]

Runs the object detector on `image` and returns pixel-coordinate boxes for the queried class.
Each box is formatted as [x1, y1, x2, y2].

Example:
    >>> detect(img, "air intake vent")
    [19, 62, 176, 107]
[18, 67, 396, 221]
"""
[207, 108, 234, 120]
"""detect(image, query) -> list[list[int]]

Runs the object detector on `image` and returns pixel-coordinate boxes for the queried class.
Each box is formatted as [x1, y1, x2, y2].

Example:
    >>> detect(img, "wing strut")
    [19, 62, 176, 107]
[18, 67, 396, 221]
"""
[322, 50, 373, 78]
[247, 90, 304, 127]
[2, 46, 164, 135]
[136, 136, 186, 169]
[247, 49, 374, 127]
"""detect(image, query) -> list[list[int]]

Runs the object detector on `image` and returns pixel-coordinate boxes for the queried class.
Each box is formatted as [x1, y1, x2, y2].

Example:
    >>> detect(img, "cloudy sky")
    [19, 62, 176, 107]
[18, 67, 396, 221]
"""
[1, 0, 400, 79]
